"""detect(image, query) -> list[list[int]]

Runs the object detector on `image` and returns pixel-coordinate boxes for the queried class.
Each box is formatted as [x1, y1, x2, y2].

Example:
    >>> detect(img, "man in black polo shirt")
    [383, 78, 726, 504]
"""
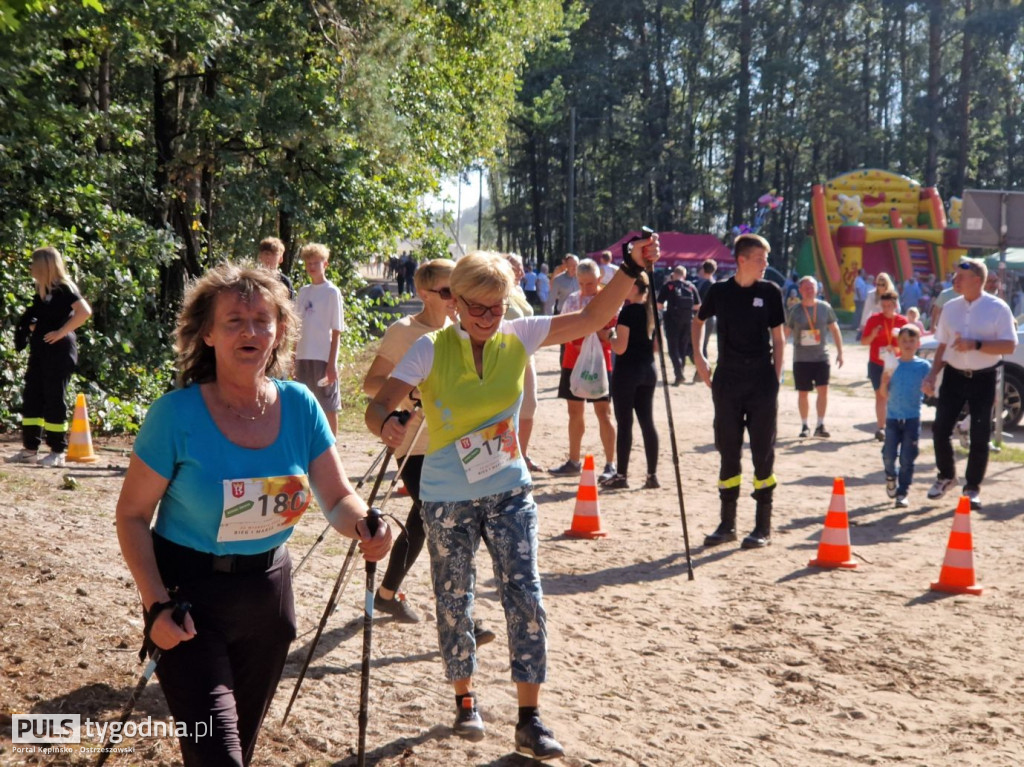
[657, 265, 700, 385]
[692, 234, 785, 549]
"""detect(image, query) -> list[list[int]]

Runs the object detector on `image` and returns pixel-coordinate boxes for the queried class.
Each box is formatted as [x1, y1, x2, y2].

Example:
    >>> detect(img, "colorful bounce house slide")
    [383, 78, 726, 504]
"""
[809, 169, 967, 313]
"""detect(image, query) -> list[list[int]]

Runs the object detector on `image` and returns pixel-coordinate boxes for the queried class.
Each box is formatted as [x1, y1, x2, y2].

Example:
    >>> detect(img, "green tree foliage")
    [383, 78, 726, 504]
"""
[495, 0, 1024, 271]
[0, 0, 562, 430]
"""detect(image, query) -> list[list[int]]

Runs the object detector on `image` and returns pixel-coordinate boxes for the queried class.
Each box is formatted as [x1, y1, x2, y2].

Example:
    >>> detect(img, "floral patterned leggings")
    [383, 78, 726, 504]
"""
[421, 486, 547, 683]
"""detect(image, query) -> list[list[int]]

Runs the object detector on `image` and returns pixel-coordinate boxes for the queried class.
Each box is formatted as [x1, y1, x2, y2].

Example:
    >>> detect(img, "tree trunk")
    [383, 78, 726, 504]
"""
[96, 48, 110, 153]
[954, 0, 973, 192]
[925, 0, 942, 187]
[730, 0, 751, 227]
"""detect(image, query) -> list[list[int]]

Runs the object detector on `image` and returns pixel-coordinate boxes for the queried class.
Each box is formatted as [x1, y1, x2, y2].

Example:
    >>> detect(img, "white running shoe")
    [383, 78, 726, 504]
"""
[926, 476, 957, 500]
[39, 452, 66, 468]
[4, 449, 39, 464]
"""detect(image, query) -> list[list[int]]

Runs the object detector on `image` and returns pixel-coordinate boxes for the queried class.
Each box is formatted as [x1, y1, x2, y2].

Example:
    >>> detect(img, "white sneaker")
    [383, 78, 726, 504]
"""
[926, 476, 957, 500]
[4, 449, 39, 464]
[964, 488, 981, 510]
[39, 452, 66, 468]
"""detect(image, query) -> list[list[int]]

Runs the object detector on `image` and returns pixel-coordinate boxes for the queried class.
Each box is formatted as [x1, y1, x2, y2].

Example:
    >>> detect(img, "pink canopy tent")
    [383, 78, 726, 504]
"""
[587, 231, 735, 270]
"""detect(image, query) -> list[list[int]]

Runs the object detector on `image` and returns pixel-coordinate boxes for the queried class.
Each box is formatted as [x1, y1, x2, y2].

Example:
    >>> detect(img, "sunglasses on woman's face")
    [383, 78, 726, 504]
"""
[458, 296, 507, 318]
[428, 286, 452, 300]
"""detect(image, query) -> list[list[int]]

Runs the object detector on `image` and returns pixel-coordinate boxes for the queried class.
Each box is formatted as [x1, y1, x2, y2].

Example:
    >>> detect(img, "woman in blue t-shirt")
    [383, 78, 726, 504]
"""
[116, 263, 392, 766]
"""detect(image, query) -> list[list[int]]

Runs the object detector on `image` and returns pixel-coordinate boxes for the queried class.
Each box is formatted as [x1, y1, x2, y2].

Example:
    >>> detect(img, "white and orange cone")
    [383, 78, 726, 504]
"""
[930, 496, 982, 596]
[808, 477, 857, 569]
[67, 393, 98, 463]
[564, 454, 607, 539]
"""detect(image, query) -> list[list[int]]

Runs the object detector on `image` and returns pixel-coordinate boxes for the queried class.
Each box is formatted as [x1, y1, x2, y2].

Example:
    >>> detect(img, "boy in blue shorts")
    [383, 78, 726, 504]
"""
[880, 325, 931, 507]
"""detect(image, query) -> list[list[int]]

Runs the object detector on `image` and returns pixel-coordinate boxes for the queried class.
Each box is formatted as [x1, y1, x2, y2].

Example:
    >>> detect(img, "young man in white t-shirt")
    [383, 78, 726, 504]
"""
[295, 243, 345, 436]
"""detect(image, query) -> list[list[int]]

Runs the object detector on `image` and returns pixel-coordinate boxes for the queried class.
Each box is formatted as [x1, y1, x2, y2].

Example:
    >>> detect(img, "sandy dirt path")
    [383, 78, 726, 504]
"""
[1, 333, 1022, 766]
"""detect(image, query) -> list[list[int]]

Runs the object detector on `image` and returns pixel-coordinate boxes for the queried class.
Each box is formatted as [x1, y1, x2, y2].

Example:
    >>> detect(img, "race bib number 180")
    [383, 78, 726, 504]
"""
[217, 474, 312, 542]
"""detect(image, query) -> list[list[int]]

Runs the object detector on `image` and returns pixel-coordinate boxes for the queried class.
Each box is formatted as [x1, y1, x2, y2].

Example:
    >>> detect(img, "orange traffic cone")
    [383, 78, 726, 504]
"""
[67, 393, 98, 463]
[930, 496, 982, 595]
[808, 477, 858, 569]
[564, 454, 607, 539]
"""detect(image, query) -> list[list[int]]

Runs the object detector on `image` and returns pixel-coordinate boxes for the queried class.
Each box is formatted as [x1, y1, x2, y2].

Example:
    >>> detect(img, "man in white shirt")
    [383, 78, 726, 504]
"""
[922, 258, 1017, 509]
[295, 243, 346, 436]
[598, 250, 618, 285]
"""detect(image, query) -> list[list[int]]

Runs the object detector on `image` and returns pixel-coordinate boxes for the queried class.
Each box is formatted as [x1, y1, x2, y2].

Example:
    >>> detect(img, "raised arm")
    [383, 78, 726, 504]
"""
[542, 236, 659, 347]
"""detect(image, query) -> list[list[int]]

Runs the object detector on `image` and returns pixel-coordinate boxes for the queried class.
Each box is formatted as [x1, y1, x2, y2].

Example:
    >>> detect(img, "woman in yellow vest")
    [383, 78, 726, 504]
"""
[366, 241, 658, 761]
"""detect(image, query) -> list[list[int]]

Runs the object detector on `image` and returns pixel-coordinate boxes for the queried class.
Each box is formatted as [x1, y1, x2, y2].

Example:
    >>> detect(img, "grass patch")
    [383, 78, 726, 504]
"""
[986, 445, 1024, 464]
[337, 342, 380, 435]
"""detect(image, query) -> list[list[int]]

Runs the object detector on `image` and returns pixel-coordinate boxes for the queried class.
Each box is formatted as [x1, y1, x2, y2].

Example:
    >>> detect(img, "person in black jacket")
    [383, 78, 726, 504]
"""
[657, 265, 700, 385]
[5, 247, 92, 468]
[692, 235, 785, 549]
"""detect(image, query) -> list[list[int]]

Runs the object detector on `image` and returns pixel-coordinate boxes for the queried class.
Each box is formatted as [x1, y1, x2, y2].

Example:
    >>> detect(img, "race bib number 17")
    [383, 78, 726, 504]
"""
[217, 474, 312, 542]
[454, 417, 520, 484]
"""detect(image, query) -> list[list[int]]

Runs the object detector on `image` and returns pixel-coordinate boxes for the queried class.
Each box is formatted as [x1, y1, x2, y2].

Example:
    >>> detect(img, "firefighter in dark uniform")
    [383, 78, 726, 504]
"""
[657, 265, 700, 385]
[692, 234, 785, 549]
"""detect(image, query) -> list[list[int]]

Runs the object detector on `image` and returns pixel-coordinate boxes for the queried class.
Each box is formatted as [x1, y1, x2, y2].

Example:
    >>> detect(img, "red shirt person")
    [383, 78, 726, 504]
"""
[861, 291, 908, 441]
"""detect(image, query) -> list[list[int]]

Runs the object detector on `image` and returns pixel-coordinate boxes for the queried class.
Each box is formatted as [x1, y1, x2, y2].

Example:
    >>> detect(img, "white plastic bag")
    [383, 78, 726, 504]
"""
[570, 333, 609, 399]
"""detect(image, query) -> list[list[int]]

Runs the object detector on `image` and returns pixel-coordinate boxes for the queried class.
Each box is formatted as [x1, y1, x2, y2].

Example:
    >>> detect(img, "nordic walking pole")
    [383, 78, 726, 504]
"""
[281, 409, 423, 726]
[356, 506, 383, 767]
[281, 446, 393, 727]
[627, 228, 694, 579]
[293, 444, 389, 576]
[96, 601, 190, 767]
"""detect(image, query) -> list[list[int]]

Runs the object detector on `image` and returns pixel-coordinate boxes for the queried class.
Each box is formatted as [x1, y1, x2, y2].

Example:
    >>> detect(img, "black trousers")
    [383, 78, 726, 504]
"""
[611, 363, 659, 476]
[932, 366, 997, 490]
[21, 353, 74, 452]
[712, 362, 779, 503]
[152, 537, 297, 766]
[663, 317, 692, 380]
[380, 454, 426, 593]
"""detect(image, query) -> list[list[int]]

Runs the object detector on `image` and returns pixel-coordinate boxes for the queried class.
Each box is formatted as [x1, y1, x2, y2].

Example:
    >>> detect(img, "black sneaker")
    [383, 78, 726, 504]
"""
[799, 424, 810, 438]
[473, 619, 496, 647]
[814, 424, 830, 438]
[373, 591, 421, 624]
[549, 459, 582, 477]
[643, 474, 661, 489]
[599, 473, 628, 489]
[515, 716, 565, 761]
[453, 693, 485, 741]
[703, 523, 737, 547]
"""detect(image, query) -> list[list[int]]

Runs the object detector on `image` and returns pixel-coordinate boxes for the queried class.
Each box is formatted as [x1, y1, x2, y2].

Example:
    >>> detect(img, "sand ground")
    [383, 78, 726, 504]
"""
[1, 330, 1022, 766]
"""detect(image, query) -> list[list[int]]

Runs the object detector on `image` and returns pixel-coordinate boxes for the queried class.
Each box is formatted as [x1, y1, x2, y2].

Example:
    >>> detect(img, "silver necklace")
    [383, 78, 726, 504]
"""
[222, 382, 269, 421]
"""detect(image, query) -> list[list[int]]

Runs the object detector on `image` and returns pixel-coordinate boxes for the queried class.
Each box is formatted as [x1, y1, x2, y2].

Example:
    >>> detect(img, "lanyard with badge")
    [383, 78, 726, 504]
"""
[454, 416, 520, 483]
[800, 303, 821, 346]
[217, 474, 312, 542]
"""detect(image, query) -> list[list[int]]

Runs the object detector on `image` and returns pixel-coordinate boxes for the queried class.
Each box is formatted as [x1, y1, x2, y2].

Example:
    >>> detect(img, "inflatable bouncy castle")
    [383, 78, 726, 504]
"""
[810, 170, 966, 311]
